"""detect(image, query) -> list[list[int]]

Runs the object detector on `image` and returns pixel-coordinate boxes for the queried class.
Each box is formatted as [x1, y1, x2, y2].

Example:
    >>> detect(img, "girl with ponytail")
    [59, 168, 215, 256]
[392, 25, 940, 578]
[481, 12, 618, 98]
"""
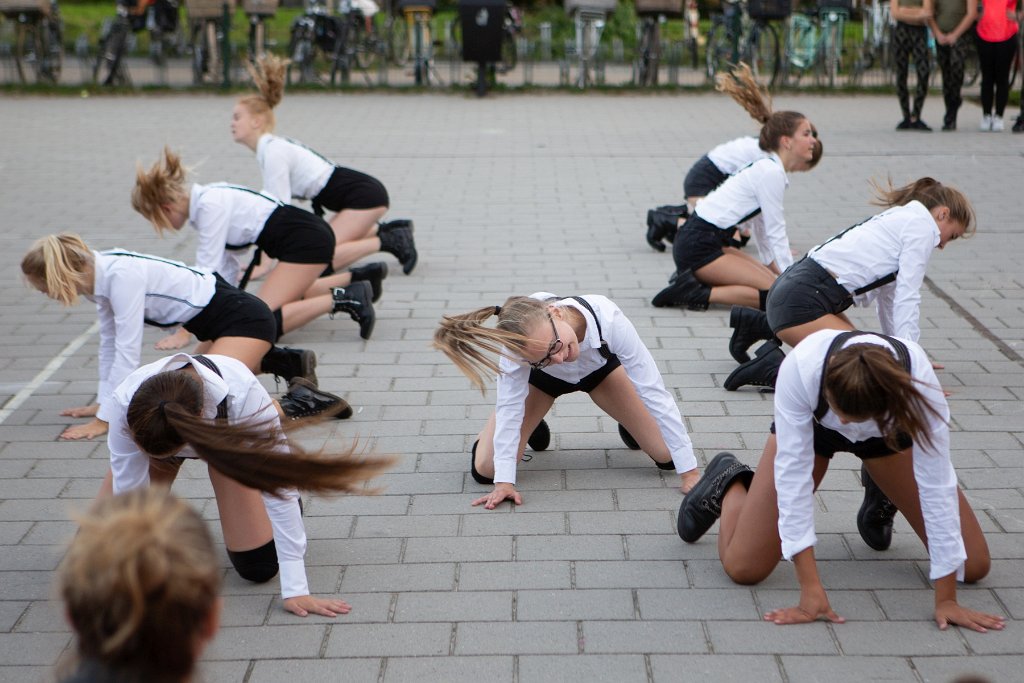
[102, 352, 393, 616]
[434, 293, 699, 510]
[58, 489, 221, 683]
[232, 55, 417, 277]
[651, 63, 821, 313]
[677, 329, 1003, 634]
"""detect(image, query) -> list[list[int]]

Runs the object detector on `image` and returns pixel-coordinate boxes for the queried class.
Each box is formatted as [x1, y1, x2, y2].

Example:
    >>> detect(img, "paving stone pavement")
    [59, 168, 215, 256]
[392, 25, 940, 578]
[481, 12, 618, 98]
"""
[0, 91, 1021, 682]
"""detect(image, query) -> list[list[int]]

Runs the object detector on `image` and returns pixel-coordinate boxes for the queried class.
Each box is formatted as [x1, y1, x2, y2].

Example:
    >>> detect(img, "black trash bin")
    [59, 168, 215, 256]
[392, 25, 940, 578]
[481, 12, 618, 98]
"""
[459, 0, 504, 64]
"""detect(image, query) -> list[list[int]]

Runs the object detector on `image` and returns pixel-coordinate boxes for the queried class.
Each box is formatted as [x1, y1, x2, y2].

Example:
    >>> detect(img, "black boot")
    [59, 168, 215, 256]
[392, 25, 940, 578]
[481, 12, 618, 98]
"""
[260, 346, 318, 386]
[723, 340, 784, 391]
[330, 281, 376, 340]
[278, 378, 353, 420]
[527, 419, 550, 451]
[655, 205, 687, 244]
[645, 208, 685, 251]
[677, 452, 754, 543]
[857, 465, 898, 551]
[728, 306, 774, 364]
[379, 218, 414, 233]
[379, 225, 418, 275]
[618, 423, 640, 450]
[651, 269, 711, 311]
[645, 209, 668, 252]
[349, 261, 388, 303]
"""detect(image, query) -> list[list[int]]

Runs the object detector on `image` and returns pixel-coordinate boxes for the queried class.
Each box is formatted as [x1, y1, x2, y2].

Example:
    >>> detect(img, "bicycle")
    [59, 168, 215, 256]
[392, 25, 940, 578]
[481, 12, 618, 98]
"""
[850, 0, 892, 86]
[2, 0, 62, 84]
[398, 0, 435, 85]
[781, 3, 852, 89]
[242, 0, 277, 63]
[185, 0, 233, 85]
[705, 0, 784, 88]
[93, 0, 181, 87]
[634, 1, 684, 86]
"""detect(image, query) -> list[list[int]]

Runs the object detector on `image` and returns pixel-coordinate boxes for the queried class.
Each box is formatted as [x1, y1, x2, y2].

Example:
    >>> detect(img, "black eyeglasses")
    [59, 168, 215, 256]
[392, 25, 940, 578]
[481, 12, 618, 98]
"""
[527, 315, 563, 370]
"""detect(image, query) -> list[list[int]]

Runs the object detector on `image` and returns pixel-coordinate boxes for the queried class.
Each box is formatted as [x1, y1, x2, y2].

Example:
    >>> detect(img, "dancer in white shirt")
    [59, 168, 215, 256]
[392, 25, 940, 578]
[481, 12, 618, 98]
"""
[21, 234, 349, 441]
[434, 293, 700, 510]
[232, 56, 417, 277]
[132, 148, 377, 341]
[677, 330, 1004, 633]
[651, 64, 821, 312]
[101, 352, 392, 617]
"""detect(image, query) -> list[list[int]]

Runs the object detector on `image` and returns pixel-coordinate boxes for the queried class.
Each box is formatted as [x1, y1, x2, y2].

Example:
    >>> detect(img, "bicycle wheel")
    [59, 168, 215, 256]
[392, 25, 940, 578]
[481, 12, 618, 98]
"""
[288, 31, 316, 84]
[813, 15, 842, 88]
[704, 19, 731, 83]
[94, 19, 130, 86]
[497, 29, 517, 74]
[353, 21, 377, 70]
[38, 10, 62, 83]
[14, 20, 40, 84]
[637, 19, 659, 86]
[387, 14, 409, 66]
[744, 22, 778, 88]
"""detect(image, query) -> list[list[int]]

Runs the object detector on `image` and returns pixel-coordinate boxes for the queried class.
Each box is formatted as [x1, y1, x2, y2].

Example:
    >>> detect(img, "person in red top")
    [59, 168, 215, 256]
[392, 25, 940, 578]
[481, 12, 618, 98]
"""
[976, 0, 1020, 131]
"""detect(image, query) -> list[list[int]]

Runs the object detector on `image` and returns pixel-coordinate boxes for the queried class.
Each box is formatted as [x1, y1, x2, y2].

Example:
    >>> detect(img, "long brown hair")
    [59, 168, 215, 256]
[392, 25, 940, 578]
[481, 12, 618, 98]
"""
[126, 370, 393, 496]
[870, 177, 976, 236]
[131, 147, 189, 232]
[59, 488, 220, 683]
[21, 232, 93, 306]
[434, 296, 552, 393]
[239, 54, 288, 132]
[715, 62, 820, 161]
[824, 343, 945, 450]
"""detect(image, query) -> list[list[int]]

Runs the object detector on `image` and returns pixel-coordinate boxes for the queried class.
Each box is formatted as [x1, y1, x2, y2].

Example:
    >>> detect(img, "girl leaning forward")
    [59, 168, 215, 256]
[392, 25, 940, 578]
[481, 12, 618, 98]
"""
[435, 293, 699, 510]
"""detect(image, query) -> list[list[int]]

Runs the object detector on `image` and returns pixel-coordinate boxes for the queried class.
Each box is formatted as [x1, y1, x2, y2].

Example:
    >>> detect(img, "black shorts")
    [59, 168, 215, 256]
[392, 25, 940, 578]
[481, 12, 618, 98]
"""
[529, 354, 622, 398]
[182, 274, 277, 343]
[770, 420, 913, 459]
[311, 166, 389, 216]
[673, 214, 734, 273]
[257, 205, 336, 265]
[765, 257, 854, 334]
[683, 155, 729, 198]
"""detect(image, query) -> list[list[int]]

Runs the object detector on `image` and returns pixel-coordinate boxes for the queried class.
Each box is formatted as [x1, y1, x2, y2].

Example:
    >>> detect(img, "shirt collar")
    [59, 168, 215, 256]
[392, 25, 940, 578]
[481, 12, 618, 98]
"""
[153, 353, 230, 416]
[188, 183, 202, 226]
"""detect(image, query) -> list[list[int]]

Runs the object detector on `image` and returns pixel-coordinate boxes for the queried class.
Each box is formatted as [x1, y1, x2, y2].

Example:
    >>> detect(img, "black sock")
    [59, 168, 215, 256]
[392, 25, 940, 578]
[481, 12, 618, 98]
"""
[273, 309, 284, 342]
[758, 290, 769, 311]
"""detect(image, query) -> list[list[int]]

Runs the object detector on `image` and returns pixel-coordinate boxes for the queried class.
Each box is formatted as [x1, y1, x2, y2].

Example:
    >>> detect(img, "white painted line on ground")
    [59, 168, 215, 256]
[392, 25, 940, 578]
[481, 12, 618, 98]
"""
[0, 321, 99, 425]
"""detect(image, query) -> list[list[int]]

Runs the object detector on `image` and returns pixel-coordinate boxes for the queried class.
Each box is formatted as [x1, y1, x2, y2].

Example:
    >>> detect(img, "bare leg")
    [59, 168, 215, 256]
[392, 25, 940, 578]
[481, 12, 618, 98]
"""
[718, 435, 830, 584]
[327, 207, 387, 243]
[588, 367, 670, 463]
[472, 387, 556, 480]
[304, 271, 353, 299]
[256, 262, 328, 312]
[279, 295, 334, 336]
[208, 464, 274, 552]
[695, 253, 776, 308]
[205, 337, 273, 374]
[777, 314, 855, 349]
[332, 237, 381, 272]
[864, 450, 991, 582]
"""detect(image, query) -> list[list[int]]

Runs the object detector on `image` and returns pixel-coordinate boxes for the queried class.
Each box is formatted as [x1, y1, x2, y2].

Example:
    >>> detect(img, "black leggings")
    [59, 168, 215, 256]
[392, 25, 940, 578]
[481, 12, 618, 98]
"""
[935, 36, 967, 124]
[893, 22, 930, 120]
[977, 34, 1017, 117]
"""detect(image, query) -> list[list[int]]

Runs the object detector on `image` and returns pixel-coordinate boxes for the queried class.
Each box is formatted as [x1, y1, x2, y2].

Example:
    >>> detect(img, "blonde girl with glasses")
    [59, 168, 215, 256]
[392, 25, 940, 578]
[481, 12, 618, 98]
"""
[435, 293, 700, 510]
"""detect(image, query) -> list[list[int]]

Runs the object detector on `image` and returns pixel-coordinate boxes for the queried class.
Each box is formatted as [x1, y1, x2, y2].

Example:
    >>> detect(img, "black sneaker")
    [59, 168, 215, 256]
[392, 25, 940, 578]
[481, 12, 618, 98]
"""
[677, 452, 754, 543]
[728, 306, 774, 364]
[260, 346, 318, 386]
[895, 118, 913, 130]
[330, 281, 376, 340]
[349, 261, 388, 303]
[651, 269, 711, 310]
[857, 465, 898, 551]
[278, 378, 353, 420]
[910, 119, 932, 131]
[723, 340, 784, 391]
[379, 225, 418, 275]
[1013, 116, 1024, 133]
[527, 419, 550, 451]
[618, 423, 640, 450]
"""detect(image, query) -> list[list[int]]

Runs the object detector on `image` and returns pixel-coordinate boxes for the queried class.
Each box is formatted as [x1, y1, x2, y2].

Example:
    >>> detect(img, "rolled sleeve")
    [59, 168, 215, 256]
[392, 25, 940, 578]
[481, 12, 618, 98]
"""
[262, 486, 309, 599]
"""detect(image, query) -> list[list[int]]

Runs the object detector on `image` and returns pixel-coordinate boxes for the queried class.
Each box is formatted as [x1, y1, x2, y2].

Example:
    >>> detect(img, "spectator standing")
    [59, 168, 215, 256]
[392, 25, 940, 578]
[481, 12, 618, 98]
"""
[976, 0, 1020, 131]
[929, 0, 978, 130]
[892, 0, 936, 130]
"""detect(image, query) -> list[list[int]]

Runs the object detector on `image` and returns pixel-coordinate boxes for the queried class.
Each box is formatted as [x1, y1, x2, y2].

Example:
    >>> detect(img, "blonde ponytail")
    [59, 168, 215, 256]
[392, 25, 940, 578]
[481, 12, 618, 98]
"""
[131, 147, 189, 232]
[21, 232, 93, 306]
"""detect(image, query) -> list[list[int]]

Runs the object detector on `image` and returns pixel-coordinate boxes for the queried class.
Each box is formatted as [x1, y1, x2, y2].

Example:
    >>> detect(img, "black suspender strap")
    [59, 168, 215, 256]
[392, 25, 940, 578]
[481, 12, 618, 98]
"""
[813, 331, 912, 421]
[236, 248, 262, 291]
[191, 355, 229, 419]
[568, 296, 613, 360]
[810, 217, 898, 295]
[215, 185, 282, 291]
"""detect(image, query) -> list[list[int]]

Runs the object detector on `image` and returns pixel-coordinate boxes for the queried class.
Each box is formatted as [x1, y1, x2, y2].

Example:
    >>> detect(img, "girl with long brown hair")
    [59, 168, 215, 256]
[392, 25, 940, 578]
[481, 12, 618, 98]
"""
[651, 63, 821, 312]
[101, 352, 392, 616]
[57, 488, 221, 683]
[21, 233, 348, 441]
[677, 329, 1004, 633]
[232, 55, 417, 277]
[434, 292, 699, 510]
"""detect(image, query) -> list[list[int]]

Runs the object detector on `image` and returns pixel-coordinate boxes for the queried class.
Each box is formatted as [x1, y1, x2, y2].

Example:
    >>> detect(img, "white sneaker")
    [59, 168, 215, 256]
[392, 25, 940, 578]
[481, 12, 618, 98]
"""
[992, 116, 1005, 131]
[980, 115, 993, 131]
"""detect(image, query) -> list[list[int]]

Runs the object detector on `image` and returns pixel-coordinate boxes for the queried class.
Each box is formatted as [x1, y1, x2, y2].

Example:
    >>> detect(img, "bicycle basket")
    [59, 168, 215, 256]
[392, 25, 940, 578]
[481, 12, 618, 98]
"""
[0, 0, 50, 16]
[747, 0, 791, 20]
[185, 0, 236, 20]
[816, 0, 853, 11]
[635, 0, 684, 17]
[242, 0, 277, 15]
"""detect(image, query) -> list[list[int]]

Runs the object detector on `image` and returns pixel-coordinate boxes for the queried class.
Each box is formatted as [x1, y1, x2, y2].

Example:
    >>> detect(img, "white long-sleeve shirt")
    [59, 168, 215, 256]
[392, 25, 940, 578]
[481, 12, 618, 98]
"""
[188, 183, 282, 285]
[773, 329, 966, 581]
[86, 250, 217, 409]
[693, 153, 793, 271]
[492, 293, 697, 485]
[809, 201, 940, 342]
[256, 133, 334, 203]
[101, 353, 310, 599]
[706, 136, 768, 175]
